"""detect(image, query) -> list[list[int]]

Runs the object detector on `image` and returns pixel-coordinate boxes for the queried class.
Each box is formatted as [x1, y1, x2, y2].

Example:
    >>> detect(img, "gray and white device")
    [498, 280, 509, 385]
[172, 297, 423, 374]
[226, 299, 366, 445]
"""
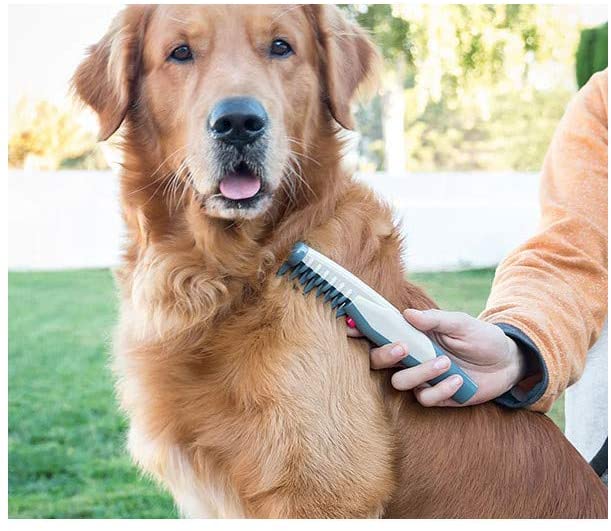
[278, 242, 478, 404]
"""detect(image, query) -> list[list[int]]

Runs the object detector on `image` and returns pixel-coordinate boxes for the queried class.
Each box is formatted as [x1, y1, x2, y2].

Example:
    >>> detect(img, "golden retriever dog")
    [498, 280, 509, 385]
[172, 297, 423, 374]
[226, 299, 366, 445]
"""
[73, 4, 607, 518]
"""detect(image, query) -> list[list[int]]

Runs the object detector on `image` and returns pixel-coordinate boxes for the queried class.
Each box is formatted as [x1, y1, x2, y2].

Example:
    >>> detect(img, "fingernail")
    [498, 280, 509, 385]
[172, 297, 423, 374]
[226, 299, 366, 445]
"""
[390, 344, 405, 358]
[434, 356, 450, 370]
[449, 375, 462, 387]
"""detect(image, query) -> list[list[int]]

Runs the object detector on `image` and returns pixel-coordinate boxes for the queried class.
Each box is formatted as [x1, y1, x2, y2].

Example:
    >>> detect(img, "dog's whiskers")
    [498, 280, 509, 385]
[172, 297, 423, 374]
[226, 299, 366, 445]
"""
[142, 156, 189, 210]
[128, 145, 188, 197]
[176, 157, 195, 213]
[286, 138, 322, 168]
[279, 171, 298, 210]
[162, 156, 195, 216]
[285, 136, 315, 151]
[285, 151, 317, 204]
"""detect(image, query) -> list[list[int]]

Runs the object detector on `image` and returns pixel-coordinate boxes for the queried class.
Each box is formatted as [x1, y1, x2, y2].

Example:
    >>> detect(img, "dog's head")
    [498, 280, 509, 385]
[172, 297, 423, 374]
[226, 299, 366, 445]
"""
[73, 4, 378, 221]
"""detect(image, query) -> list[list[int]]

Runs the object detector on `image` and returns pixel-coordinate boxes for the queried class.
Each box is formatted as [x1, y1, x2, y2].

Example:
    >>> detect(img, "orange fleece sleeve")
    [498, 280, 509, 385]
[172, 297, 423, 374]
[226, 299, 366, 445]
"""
[480, 70, 608, 413]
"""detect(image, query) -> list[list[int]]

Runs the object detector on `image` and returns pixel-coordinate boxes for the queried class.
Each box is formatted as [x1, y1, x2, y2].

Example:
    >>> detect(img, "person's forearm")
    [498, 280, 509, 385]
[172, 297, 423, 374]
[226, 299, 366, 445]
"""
[481, 70, 608, 413]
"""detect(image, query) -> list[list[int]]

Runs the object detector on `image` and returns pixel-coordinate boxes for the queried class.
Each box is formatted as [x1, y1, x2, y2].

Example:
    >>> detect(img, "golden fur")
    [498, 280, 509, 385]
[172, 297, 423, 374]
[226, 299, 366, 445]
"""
[73, 4, 607, 518]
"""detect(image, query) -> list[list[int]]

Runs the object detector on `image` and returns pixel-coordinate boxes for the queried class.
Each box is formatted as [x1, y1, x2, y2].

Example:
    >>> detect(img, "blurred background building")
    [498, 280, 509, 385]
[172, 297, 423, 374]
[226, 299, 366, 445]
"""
[8, 3, 609, 271]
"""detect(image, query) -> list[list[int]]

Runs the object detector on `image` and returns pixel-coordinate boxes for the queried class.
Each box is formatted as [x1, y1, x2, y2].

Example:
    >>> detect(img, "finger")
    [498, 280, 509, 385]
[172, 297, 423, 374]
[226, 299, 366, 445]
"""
[403, 309, 472, 335]
[371, 343, 408, 369]
[432, 398, 466, 408]
[413, 374, 464, 407]
[390, 355, 451, 390]
[346, 327, 363, 338]
[434, 393, 482, 408]
[345, 316, 363, 338]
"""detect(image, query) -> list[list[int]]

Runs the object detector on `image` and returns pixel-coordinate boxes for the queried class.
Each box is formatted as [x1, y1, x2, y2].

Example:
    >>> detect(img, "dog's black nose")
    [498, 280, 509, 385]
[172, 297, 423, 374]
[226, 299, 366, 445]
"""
[208, 97, 268, 146]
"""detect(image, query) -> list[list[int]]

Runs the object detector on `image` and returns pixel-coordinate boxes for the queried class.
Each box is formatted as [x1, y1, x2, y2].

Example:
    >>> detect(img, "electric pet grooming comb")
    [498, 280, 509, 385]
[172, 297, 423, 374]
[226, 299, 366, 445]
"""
[278, 242, 478, 404]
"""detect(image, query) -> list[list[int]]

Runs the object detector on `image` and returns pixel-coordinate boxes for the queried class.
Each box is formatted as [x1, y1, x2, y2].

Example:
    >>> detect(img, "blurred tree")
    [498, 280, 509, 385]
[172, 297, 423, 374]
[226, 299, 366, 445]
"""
[9, 98, 108, 170]
[576, 22, 608, 88]
[343, 4, 413, 172]
[343, 4, 583, 172]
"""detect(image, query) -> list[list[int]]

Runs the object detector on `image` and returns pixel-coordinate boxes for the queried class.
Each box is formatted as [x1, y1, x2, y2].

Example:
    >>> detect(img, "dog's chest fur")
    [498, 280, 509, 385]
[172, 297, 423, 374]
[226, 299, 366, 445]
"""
[113, 242, 397, 517]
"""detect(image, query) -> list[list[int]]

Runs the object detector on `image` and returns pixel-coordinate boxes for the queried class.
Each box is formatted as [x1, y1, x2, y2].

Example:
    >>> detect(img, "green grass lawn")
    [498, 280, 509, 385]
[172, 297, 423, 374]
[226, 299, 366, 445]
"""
[8, 268, 563, 518]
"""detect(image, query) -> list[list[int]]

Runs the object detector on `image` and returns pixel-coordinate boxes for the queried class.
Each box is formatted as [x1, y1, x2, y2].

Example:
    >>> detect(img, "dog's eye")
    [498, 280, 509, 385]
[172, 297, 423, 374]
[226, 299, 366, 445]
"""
[169, 45, 193, 62]
[270, 39, 293, 58]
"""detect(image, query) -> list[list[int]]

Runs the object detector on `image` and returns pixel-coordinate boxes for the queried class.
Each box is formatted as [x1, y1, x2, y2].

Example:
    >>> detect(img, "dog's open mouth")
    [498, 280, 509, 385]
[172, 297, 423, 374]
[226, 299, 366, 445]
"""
[197, 159, 272, 219]
[219, 162, 262, 201]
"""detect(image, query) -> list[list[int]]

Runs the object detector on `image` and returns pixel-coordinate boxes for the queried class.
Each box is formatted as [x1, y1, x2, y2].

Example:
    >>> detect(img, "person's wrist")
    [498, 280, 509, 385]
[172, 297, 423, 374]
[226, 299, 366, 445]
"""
[504, 335, 528, 390]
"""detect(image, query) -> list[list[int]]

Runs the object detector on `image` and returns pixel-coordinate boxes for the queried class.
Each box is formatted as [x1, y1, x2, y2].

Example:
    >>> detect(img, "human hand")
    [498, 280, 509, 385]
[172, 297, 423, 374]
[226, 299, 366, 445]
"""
[347, 308, 527, 407]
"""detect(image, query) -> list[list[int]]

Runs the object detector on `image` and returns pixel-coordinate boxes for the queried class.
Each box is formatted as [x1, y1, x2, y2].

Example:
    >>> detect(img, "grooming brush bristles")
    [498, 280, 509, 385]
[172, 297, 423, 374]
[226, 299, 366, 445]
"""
[290, 263, 309, 279]
[324, 288, 339, 302]
[304, 275, 324, 294]
[278, 260, 351, 317]
[315, 282, 329, 296]
[277, 262, 291, 276]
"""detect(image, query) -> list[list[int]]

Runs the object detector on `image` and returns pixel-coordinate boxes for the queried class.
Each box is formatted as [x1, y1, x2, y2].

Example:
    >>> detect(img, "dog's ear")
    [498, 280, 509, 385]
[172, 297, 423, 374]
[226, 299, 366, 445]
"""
[310, 5, 381, 130]
[71, 6, 149, 141]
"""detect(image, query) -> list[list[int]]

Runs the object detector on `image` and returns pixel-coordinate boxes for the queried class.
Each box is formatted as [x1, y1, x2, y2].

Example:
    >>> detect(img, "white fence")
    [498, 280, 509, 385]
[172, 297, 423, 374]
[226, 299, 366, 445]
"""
[9, 170, 124, 271]
[8, 170, 540, 272]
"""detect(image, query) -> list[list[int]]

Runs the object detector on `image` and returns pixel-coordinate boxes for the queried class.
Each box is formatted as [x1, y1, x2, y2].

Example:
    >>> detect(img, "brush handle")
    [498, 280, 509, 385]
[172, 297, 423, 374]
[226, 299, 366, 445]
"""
[398, 344, 478, 404]
[343, 301, 478, 404]
[281, 241, 477, 403]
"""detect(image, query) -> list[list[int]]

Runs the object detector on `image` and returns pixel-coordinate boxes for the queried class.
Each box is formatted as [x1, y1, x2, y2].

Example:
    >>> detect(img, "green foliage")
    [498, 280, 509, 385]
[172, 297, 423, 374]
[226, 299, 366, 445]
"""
[9, 268, 563, 517]
[402, 87, 573, 171]
[344, 4, 414, 64]
[350, 4, 582, 172]
[576, 22, 608, 88]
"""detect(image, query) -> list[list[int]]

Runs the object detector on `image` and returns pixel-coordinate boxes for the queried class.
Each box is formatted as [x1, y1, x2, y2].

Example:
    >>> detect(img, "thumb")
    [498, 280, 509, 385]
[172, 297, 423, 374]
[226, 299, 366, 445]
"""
[403, 308, 471, 336]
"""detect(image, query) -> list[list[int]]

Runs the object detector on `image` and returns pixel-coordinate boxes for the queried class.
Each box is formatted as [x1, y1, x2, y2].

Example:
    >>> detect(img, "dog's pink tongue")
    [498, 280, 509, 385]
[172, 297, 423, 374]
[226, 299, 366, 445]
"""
[219, 173, 261, 200]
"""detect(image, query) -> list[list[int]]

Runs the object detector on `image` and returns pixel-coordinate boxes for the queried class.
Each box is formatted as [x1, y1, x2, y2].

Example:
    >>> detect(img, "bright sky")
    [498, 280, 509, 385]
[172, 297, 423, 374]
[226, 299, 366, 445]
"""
[8, 4, 122, 107]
